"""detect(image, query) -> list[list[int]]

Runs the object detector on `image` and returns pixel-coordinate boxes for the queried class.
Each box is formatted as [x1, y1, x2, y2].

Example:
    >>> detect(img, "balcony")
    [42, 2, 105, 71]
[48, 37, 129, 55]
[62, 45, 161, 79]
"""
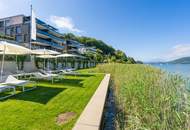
[67, 40, 83, 48]
[36, 38, 64, 49]
[48, 29, 64, 38]
[36, 38, 52, 46]
[36, 19, 49, 30]
[68, 48, 79, 52]
[50, 33, 65, 43]
[52, 42, 64, 49]
[37, 29, 65, 43]
[36, 18, 63, 35]
[37, 30, 50, 39]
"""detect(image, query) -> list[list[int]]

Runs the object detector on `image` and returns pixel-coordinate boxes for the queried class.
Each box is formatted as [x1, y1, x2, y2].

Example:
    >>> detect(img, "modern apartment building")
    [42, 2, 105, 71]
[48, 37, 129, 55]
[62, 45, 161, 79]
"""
[78, 46, 97, 54]
[65, 40, 84, 54]
[0, 15, 66, 52]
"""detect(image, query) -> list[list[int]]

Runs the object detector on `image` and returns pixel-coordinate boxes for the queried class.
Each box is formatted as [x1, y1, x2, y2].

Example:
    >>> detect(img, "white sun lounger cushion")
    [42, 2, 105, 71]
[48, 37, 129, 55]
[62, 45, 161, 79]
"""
[3, 75, 30, 86]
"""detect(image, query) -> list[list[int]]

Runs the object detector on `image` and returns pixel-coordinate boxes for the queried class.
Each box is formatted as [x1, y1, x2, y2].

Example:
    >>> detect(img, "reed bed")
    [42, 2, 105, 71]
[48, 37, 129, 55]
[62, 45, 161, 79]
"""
[93, 63, 190, 130]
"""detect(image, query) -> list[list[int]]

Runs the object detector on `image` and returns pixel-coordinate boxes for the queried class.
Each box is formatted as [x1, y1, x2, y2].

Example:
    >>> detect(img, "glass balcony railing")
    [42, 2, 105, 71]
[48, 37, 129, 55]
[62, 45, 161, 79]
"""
[36, 38, 64, 49]
[36, 19, 49, 30]
[37, 30, 65, 43]
[36, 38, 52, 46]
[36, 19, 63, 36]
[67, 40, 83, 48]
[37, 30, 50, 37]
[36, 19, 46, 25]
[52, 42, 64, 49]
[48, 29, 64, 37]
[50, 33, 65, 43]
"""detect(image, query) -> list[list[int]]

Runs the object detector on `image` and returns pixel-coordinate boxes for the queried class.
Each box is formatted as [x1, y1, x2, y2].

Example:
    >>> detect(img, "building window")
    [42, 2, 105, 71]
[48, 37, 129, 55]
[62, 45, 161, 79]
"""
[5, 28, 11, 35]
[24, 34, 28, 42]
[16, 26, 22, 34]
[16, 35, 22, 42]
[0, 21, 4, 28]
[5, 20, 10, 26]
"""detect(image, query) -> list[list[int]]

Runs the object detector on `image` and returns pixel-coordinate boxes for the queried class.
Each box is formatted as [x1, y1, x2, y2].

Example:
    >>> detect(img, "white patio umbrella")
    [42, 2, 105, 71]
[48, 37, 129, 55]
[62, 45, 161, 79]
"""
[56, 53, 86, 59]
[33, 49, 60, 70]
[56, 53, 86, 68]
[37, 55, 57, 59]
[0, 41, 32, 80]
[32, 48, 60, 55]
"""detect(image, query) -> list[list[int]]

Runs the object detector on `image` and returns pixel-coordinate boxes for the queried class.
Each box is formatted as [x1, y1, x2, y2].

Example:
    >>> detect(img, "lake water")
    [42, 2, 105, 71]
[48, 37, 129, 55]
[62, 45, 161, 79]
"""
[150, 64, 190, 77]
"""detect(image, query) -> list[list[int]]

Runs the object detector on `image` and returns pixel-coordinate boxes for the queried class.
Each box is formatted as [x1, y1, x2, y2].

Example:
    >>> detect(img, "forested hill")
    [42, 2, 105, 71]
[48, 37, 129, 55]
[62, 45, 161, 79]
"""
[63, 33, 140, 64]
[168, 57, 190, 64]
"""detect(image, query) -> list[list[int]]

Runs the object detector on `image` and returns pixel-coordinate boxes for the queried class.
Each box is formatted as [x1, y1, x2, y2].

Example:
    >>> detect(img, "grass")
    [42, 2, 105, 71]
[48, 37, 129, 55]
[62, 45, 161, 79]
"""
[0, 73, 104, 130]
[80, 63, 190, 130]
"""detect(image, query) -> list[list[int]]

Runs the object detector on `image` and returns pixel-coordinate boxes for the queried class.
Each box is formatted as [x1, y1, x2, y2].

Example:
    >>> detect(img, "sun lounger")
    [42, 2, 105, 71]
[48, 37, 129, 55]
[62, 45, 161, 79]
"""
[2, 75, 36, 92]
[58, 69, 79, 76]
[33, 72, 52, 79]
[33, 72, 58, 84]
[0, 85, 15, 100]
[39, 69, 58, 77]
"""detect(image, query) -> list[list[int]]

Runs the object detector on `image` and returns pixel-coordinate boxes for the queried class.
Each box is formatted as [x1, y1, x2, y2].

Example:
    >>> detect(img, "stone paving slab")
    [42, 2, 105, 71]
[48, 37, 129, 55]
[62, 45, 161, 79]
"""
[72, 74, 111, 130]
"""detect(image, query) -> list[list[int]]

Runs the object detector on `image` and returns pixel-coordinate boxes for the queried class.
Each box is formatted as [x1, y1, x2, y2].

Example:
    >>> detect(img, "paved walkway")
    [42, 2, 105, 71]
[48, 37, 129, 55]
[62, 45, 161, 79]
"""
[72, 74, 111, 130]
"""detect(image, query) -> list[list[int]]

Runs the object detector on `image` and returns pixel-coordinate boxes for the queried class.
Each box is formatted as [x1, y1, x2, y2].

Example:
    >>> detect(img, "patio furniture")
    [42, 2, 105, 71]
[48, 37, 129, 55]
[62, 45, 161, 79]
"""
[39, 69, 58, 77]
[58, 68, 79, 76]
[56, 53, 86, 71]
[0, 85, 15, 100]
[0, 41, 32, 80]
[33, 72, 58, 84]
[2, 75, 36, 92]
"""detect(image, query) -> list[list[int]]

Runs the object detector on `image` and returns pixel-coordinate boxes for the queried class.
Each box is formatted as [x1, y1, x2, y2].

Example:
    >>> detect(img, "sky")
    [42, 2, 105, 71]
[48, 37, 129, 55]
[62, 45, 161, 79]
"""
[1, 0, 190, 61]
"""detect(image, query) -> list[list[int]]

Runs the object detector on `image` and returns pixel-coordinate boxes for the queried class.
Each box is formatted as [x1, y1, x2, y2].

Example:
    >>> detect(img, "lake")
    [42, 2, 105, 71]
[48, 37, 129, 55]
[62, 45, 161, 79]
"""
[150, 64, 190, 77]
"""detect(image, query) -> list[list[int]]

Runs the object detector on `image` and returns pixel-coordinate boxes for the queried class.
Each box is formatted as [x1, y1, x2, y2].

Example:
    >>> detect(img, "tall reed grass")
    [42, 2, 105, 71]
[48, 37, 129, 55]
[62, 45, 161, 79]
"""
[94, 63, 190, 130]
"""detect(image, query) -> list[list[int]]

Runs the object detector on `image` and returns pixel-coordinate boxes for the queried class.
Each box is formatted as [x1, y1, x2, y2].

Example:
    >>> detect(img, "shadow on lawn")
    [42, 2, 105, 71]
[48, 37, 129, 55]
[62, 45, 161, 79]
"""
[65, 74, 95, 77]
[55, 78, 84, 87]
[9, 86, 67, 104]
[36, 78, 85, 88]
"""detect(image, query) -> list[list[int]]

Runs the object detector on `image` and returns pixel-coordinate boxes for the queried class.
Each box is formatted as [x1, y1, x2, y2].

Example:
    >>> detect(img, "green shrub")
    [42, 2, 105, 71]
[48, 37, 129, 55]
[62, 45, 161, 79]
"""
[0, 34, 15, 40]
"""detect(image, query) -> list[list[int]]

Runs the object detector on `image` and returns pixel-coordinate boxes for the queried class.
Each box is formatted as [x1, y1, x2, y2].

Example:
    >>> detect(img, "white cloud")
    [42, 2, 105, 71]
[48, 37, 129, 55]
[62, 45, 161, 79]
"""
[50, 16, 83, 33]
[162, 44, 190, 61]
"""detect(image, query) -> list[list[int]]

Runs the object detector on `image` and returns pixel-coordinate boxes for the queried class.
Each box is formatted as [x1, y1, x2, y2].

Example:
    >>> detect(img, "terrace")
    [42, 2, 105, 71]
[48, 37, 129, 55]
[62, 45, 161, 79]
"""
[0, 27, 99, 130]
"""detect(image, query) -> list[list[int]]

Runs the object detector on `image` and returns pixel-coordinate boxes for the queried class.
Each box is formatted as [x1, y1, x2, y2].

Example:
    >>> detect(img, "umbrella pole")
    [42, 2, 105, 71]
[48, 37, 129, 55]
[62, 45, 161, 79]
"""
[48, 59, 50, 71]
[16, 55, 18, 73]
[44, 59, 45, 70]
[47, 59, 49, 71]
[0, 45, 5, 80]
[66, 57, 67, 69]
[55, 58, 58, 70]
[44, 48, 45, 70]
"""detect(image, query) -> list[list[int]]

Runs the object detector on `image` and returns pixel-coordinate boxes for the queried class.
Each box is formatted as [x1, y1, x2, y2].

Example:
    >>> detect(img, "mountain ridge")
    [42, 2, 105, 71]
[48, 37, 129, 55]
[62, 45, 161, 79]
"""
[168, 57, 190, 64]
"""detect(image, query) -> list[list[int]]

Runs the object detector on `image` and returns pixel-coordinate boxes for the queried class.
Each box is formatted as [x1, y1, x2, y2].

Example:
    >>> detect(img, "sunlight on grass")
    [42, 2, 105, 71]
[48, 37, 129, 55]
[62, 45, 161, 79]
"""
[0, 74, 104, 130]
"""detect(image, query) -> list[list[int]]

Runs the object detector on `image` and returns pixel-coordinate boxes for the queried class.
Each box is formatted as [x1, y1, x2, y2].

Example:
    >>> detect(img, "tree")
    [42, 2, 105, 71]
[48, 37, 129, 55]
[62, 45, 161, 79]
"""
[115, 50, 128, 62]
[63, 33, 76, 40]
[111, 56, 116, 62]
[62, 33, 137, 64]
[94, 49, 104, 62]
[126, 57, 136, 64]
[136, 60, 143, 64]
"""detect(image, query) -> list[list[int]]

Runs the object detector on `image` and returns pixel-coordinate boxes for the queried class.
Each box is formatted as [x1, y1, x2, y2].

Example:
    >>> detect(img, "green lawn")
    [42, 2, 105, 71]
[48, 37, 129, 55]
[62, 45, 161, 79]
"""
[0, 73, 104, 130]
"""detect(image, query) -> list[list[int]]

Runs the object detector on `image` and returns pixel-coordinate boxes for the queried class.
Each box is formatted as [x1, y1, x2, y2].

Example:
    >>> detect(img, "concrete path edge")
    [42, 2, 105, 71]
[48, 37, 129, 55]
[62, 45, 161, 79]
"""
[72, 74, 111, 130]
